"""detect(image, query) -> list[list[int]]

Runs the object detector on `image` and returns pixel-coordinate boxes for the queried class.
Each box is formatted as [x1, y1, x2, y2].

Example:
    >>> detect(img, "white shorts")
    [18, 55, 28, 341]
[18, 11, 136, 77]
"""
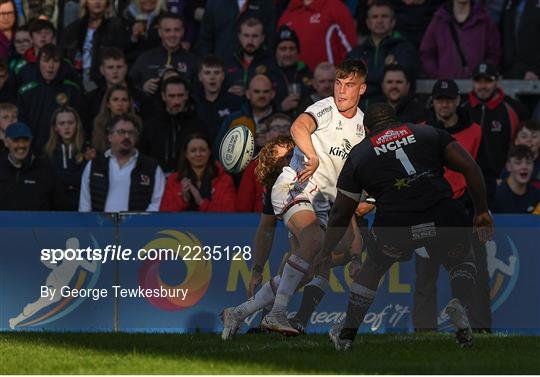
[271, 167, 332, 228]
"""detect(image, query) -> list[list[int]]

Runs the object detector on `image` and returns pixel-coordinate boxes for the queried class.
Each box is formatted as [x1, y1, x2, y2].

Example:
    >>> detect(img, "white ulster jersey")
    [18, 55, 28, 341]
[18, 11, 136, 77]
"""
[290, 96, 365, 200]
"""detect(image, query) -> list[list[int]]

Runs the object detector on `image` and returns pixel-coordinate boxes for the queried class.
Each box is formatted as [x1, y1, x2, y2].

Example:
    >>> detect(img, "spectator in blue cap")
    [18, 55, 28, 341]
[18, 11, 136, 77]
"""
[0, 121, 67, 210]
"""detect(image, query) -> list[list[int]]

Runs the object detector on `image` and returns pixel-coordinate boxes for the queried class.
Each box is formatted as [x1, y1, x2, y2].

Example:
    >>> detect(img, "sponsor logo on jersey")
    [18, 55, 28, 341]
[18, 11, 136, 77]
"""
[356, 123, 363, 135]
[316, 106, 332, 118]
[140, 174, 150, 186]
[371, 125, 416, 156]
[336, 120, 343, 130]
[218, 108, 231, 118]
[310, 13, 321, 23]
[491, 120, 502, 132]
[393, 178, 409, 190]
[176, 62, 188, 73]
[328, 139, 352, 160]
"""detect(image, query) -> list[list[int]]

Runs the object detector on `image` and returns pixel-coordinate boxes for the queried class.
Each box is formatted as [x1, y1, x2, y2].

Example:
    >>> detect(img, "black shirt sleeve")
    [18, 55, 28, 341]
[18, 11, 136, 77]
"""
[336, 157, 363, 201]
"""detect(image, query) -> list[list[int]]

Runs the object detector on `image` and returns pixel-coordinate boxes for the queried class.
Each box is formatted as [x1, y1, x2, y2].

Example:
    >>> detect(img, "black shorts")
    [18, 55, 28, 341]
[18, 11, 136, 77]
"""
[366, 198, 473, 267]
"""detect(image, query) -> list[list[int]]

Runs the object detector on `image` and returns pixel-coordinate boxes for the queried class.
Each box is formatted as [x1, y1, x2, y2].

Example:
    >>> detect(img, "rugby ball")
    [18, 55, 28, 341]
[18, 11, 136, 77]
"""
[219, 125, 255, 174]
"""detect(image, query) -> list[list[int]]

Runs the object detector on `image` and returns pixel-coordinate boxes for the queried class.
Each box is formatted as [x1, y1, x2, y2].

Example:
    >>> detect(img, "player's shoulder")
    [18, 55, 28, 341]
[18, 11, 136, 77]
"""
[304, 96, 335, 124]
[347, 135, 373, 165]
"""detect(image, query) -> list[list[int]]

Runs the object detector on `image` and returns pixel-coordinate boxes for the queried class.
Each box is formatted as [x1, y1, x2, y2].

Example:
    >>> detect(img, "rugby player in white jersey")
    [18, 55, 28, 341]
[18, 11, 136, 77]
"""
[221, 59, 368, 338]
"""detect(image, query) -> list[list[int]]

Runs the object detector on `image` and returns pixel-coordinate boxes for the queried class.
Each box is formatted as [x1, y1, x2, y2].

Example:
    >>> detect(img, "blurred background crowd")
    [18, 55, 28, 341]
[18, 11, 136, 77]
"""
[0, 0, 538, 215]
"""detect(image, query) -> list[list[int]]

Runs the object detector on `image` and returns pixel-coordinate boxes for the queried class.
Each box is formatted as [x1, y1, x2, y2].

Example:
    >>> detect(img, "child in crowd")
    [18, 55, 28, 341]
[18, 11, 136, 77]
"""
[44, 106, 89, 211]
[492, 145, 540, 214]
[514, 120, 540, 189]
[0, 102, 17, 154]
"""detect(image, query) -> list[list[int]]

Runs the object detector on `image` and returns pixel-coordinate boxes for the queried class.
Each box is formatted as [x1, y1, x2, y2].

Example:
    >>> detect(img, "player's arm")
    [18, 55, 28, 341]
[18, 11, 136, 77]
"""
[291, 113, 319, 183]
[248, 213, 277, 298]
[443, 141, 494, 243]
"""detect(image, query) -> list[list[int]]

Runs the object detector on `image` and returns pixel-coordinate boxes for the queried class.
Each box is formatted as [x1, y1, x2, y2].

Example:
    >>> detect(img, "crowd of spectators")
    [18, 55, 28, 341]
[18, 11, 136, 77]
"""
[0, 0, 538, 215]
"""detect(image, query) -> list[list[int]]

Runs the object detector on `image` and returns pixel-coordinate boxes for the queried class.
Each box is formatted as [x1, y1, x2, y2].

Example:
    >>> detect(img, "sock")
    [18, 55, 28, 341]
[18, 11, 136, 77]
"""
[449, 262, 477, 316]
[234, 276, 281, 320]
[294, 275, 329, 326]
[272, 255, 310, 312]
[340, 282, 376, 342]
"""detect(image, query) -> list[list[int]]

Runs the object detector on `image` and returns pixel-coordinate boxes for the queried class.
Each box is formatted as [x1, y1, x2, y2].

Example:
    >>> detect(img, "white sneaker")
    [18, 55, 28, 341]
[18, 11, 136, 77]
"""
[221, 307, 242, 340]
[444, 298, 473, 348]
[8, 318, 18, 330]
[261, 311, 299, 336]
[328, 320, 353, 351]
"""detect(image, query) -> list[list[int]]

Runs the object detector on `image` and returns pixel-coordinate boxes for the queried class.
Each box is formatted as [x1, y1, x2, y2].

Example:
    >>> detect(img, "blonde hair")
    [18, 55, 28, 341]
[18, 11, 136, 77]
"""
[79, 0, 117, 18]
[92, 84, 136, 152]
[255, 135, 295, 186]
[44, 106, 85, 163]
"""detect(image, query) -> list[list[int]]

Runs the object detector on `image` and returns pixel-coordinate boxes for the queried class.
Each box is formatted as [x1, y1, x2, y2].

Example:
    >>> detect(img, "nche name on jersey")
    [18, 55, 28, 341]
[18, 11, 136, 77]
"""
[373, 135, 417, 156]
[370, 125, 417, 156]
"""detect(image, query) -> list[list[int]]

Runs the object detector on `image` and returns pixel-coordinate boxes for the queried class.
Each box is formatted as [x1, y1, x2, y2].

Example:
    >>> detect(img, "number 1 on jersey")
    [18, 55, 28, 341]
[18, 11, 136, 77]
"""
[395, 147, 416, 175]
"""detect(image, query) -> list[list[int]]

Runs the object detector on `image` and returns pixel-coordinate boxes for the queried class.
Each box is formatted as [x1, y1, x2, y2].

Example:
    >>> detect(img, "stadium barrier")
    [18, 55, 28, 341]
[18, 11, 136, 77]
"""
[1, 212, 538, 334]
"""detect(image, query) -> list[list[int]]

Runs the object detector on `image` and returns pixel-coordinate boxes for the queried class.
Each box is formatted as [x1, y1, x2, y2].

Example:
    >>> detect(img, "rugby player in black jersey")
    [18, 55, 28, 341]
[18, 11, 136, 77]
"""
[316, 103, 494, 350]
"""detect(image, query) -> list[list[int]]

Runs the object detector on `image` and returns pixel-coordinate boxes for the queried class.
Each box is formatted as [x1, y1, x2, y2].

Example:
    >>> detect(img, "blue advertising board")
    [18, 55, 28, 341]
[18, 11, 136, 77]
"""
[1, 212, 538, 334]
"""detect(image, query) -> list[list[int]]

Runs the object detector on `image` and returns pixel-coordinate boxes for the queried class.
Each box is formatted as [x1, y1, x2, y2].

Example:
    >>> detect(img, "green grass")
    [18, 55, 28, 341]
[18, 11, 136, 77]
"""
[1, 332, 539, 374]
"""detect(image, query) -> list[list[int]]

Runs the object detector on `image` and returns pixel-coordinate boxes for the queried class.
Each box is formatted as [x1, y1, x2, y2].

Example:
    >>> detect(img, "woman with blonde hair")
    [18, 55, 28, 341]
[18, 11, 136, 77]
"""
[44, 106, 89, 210]
[64, 0, 128, 89]
[91, 84, 138, 153]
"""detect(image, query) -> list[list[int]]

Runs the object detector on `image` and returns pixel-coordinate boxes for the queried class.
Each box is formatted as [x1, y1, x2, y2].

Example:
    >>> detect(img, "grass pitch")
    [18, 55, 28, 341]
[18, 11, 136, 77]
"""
[1, 332, 539, 374]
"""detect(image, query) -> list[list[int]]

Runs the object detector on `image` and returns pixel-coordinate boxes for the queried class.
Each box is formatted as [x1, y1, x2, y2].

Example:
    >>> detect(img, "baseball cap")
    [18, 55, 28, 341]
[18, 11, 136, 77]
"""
[276, 25, 300, 51]
[473, 63, 498, 81]
[432, 79, 459, 99]
[5, 122, 33, 139]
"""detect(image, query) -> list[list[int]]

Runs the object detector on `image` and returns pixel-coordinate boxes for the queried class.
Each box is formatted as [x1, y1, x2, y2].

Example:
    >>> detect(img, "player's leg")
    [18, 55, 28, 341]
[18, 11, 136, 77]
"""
[290, 216, 362, 332]
[468, 236, 492, 333]
[263, 208, 324, 335]
[412, 251, 440, 332]
[330, 253, 393, 350]
[436, 199, 477, 347]
[222, 235, 300, 339]
[442, 250, 476, 348]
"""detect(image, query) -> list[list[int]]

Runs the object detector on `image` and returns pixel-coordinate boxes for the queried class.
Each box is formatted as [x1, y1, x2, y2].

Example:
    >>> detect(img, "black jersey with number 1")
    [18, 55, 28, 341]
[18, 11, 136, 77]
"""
[337, 122, 456, 214]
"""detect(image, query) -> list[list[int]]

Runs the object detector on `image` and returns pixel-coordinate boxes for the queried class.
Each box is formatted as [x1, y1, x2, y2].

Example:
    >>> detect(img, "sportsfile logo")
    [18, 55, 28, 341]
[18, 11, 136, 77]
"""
[370, 125, 416, 156]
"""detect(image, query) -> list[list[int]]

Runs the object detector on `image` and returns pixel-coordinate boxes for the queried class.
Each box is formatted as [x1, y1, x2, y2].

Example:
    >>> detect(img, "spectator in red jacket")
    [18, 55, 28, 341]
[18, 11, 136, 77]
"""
[465, 62, 519, 175]
[160, 133, 236, 212]
[236, 113, 292, 212]
[278, 0, 357, 71]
